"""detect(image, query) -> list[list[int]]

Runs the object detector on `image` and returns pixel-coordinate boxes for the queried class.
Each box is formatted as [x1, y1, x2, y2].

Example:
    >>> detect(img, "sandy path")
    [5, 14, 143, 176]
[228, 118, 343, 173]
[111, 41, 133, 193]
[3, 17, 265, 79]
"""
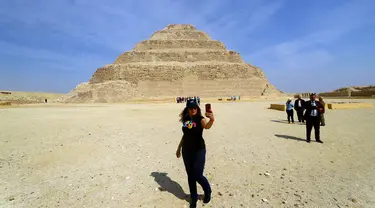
[1, 100, 374, 208]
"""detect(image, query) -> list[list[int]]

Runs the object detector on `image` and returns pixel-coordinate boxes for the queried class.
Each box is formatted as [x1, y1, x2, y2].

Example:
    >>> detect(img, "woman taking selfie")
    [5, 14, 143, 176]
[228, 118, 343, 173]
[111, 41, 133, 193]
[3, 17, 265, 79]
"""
[176, 99, 215, 208]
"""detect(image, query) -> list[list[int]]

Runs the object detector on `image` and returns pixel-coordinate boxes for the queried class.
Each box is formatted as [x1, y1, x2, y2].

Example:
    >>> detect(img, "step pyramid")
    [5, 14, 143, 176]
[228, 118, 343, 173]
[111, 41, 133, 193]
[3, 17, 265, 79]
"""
[63, 24, 283, 103]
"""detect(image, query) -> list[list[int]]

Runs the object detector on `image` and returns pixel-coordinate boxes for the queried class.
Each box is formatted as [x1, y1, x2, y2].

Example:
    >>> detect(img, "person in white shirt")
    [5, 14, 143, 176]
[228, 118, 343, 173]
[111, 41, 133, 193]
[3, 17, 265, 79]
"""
[294, 95, 305, 123]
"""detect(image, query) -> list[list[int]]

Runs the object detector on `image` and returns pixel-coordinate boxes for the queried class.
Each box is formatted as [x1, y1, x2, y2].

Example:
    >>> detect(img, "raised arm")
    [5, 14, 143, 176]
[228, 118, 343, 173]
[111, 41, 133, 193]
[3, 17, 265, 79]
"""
[201, 113, 215, 129]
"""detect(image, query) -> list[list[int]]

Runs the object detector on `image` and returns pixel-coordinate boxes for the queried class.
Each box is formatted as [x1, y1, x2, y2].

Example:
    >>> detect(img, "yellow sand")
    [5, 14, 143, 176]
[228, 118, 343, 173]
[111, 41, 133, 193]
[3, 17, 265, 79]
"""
[1, 99, 374, 207]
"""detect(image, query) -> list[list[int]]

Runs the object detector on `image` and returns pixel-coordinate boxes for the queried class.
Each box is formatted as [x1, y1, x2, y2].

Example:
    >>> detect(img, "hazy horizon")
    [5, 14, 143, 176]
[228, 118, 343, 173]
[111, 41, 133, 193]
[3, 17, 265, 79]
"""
[1, 0, 374, 94]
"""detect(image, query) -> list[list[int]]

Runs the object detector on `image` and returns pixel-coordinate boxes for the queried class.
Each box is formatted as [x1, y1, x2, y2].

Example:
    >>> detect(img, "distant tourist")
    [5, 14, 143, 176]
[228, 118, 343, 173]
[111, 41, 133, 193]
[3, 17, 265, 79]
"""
[176, 99, 214, 207]
[286, 98, 294, 123]
[304, 93, 324, 143]
[318, 96, 326, 126]
[294, 95, 305, 123]
[197, 96, 200, 105]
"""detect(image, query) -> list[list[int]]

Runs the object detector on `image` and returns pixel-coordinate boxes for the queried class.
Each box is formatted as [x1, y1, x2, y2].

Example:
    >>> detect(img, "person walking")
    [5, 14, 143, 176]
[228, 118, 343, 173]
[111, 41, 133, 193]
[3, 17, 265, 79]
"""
[304, 93, 324, 143]
[176, 99, 214, 208]
[286, 98, 295, 123]
[318, 96, 326, 126]
[294, 95, 305, 123]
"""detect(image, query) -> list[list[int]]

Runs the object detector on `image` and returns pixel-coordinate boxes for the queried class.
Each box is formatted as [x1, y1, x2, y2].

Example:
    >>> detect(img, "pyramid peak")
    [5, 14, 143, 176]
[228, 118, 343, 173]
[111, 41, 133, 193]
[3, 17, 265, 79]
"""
[165, 24, 197, 30]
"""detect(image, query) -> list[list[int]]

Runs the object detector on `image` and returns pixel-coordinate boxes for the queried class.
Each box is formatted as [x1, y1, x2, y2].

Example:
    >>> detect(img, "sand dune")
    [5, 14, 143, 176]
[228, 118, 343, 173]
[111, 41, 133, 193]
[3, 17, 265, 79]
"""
[0, 100, 374, 207]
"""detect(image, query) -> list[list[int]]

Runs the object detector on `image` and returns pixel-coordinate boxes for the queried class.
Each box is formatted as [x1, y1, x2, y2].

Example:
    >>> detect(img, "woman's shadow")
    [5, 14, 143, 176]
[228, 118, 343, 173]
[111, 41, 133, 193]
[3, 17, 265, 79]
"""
[150, 172, 189, 202]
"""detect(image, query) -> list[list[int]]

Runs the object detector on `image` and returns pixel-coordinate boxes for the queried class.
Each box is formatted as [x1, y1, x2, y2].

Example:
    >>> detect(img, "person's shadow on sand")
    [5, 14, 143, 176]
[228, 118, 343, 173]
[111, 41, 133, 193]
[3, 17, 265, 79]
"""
[274, 134, 307, 142]
[150, 172, 189, 202]
[271, 119, 305, 125]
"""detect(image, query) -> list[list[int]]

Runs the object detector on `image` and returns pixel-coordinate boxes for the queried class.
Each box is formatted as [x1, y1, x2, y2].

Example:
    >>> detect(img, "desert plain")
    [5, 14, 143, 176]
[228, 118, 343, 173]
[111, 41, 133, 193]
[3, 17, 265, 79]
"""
[1, 99, 374, 208]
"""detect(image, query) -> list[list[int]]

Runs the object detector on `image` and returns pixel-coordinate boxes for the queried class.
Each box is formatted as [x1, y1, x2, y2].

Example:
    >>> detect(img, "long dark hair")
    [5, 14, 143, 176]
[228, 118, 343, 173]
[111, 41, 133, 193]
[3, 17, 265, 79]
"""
[179, 106, 202, 123]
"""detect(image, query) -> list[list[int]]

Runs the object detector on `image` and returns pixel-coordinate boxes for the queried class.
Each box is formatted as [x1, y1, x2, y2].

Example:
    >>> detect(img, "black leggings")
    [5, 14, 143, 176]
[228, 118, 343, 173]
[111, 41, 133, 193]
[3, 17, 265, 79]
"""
[182, 148, 211, 201]
[286, 110, 294, 122]
[296, 108, 305, 122]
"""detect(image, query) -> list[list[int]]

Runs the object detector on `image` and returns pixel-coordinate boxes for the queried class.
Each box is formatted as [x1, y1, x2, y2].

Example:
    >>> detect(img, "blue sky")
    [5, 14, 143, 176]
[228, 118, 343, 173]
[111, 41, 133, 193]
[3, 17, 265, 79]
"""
[1, 0, 374, 93]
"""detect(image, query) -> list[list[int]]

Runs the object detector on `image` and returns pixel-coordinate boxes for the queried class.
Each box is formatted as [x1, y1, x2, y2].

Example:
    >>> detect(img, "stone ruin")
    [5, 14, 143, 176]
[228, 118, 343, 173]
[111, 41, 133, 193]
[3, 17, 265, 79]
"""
[61, 24, 284, 103]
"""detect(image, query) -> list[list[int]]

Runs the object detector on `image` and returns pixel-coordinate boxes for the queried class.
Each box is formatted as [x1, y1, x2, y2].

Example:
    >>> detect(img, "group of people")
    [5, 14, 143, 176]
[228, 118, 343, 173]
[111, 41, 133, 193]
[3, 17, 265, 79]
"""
[176, 96, 200, 105]
[286, 93, 325, 143]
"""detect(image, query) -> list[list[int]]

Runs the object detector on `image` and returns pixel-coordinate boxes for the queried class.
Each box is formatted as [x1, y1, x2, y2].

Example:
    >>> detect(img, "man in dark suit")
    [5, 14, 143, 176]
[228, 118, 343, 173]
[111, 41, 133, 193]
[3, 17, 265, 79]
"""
[294, 95, 305, 123]
[304, 93, 324, 143]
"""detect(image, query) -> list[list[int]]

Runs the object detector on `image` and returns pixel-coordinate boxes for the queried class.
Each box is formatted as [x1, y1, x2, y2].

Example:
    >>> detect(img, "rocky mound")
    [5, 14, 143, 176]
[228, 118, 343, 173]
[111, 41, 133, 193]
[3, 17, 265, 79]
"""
[320, 85, 375, 97]
[61, 24, 283, 103]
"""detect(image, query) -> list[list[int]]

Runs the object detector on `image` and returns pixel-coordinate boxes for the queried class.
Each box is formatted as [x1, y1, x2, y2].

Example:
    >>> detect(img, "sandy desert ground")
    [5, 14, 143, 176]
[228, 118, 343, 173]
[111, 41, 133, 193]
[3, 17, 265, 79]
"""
[1, 100, 374, 208]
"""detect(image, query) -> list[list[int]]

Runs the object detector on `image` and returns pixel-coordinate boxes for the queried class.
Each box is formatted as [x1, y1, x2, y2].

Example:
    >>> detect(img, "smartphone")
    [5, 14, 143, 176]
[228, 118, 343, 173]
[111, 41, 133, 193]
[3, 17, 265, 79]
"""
[205, 103, 212, 113]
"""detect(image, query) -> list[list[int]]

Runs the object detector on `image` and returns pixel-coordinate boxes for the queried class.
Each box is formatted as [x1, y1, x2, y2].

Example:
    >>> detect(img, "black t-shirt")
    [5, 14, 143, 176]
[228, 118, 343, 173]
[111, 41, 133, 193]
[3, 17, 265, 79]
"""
[182, 115, 205, 152]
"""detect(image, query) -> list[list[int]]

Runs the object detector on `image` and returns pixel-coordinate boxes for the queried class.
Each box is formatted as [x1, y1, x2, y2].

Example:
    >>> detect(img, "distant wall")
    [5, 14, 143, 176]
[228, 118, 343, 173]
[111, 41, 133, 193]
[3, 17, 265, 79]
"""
[319, 91, 375, 98]
[0, 101, 11, 106]
[328, 102, 373, 109]
[351, 91, 375, 97]
[319, 92, 349, 97]
[269, 104, 286, 111]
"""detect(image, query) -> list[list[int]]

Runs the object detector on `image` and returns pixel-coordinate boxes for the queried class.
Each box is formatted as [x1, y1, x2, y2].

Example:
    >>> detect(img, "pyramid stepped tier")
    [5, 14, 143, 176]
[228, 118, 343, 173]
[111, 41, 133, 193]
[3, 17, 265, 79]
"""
[149, 30, 211, 40]
[63, 77, 278, 103]
[90, 63, 264, 84]
[61, 24, 284, 103]
[114, 51, 243, 63]
[132, 40, 226, 51]
[133, 78, 276, 98]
